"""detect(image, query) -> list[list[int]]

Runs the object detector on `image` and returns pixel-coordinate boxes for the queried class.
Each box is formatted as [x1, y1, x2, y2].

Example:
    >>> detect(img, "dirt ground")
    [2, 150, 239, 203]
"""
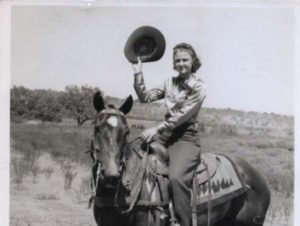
[10, 152, 292, 226]
[10, 153, 95, 226]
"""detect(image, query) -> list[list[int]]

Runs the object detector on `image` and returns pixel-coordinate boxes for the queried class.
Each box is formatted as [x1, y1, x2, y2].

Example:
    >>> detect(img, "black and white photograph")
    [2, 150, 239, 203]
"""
[0, 1, 298, 226]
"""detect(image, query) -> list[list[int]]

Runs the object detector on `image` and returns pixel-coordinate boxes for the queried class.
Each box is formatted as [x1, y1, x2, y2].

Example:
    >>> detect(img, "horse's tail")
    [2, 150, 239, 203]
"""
[231, 156, 271, 225]
[235, 157, 270, 204]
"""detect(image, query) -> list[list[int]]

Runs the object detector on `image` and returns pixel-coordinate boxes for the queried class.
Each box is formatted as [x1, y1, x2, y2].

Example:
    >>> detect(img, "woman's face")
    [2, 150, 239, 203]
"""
[173, 50, 193, 78]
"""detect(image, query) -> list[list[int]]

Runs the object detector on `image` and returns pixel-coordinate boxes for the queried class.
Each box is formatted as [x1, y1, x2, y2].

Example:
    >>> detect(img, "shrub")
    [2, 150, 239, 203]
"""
[73, 177, 92, 204]
[11, 157, 29, 185]
[11, 123, 91, 165]
[41, 167, 54, 180]
[11, 112, 24, 123]
[31, 164, 40, 183]
[21, 149, 41, 183]
[61, 164, 78, 190]
[36, 193, 59, 200]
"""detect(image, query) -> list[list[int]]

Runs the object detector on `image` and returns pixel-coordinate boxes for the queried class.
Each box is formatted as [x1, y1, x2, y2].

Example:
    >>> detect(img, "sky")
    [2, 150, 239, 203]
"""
[11, 5, 295, 115]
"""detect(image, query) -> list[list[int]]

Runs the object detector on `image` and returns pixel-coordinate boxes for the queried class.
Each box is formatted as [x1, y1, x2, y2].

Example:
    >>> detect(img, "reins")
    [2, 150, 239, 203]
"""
[88, 106, 145, 212]
[116, 140, 150, 214]
[90, 135, 150, 214]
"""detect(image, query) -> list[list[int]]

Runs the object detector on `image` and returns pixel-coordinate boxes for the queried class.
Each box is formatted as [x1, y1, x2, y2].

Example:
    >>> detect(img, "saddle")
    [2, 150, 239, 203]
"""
[94, 141, 247, 226]
[148, 144, 218, 185]
[121, 141, 220, 209]
[147, 150, 248, 226]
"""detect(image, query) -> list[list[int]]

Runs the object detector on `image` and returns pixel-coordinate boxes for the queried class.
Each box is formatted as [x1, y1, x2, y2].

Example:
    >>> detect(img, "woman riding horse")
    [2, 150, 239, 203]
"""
[91, 27, 270, 226]
[132, 43, 206, 226]
[91, 93, 271, 226]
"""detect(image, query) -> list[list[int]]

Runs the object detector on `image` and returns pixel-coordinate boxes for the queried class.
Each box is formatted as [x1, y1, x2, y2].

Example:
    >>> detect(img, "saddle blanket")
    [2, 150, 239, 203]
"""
[193, 154, 247, 209]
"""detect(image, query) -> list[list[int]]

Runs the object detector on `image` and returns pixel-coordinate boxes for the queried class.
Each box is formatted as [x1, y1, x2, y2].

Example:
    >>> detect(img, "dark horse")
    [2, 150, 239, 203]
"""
[89, 92, 271, 226]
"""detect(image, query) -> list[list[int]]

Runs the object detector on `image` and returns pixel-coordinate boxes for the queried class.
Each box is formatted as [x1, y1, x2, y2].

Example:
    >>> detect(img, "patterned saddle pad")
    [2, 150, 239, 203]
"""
[193, 154, 248, 209]
[122, 139, 247, 209]
[148, 153, 247, 209]
[149, 152, 218, 183]
[195, 153, 218, 184]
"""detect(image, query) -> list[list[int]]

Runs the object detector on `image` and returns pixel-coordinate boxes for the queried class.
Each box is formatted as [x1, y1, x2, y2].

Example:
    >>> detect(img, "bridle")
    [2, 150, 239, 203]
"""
[91, 108, 129, 181]
[89, 108, 147, 213]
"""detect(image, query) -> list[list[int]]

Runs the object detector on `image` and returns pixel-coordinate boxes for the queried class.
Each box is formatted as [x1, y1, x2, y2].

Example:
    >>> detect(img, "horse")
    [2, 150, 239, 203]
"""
[89, 91, 271, 226]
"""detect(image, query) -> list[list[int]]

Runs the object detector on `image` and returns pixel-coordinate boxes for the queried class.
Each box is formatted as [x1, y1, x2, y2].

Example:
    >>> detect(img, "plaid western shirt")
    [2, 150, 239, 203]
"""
[134, 72, 206, 132]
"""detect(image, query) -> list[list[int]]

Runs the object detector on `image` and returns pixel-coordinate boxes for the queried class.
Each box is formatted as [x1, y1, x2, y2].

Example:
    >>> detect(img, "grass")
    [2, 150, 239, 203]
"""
[10, 119, 294, 225]
[36, 193, 59, 201]
[72, 176, 92, 204]
[11, 123, 91, 165]
[62, 164, 78, 190]
[11, 157, 28, 185]
[41, 167, 54, 180]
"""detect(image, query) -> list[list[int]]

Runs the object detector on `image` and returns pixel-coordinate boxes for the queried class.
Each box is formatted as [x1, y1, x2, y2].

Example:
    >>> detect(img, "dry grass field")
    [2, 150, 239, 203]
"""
[10, 116, 293, 226]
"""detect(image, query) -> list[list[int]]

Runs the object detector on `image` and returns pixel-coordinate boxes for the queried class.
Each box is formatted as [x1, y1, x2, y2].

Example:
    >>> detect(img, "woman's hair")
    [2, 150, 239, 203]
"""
[173, 43, 201, 73]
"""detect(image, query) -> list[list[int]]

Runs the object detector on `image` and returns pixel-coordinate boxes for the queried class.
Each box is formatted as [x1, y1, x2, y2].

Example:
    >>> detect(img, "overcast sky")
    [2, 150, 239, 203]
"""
[11, 5, 295, 115]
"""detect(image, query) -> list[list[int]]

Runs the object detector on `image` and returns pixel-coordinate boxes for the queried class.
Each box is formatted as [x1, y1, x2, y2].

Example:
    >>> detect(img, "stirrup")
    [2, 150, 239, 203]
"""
[168, 202, 180, 226]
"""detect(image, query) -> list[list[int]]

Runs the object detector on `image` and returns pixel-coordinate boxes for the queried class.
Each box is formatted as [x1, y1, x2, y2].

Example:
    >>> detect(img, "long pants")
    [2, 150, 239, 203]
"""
[158, 123, 201, 226]
[168, 140, 201, 226]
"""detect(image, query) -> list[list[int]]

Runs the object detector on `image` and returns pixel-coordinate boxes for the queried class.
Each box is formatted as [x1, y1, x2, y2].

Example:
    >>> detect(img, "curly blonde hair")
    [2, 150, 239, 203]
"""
[173, 43, 201, 73]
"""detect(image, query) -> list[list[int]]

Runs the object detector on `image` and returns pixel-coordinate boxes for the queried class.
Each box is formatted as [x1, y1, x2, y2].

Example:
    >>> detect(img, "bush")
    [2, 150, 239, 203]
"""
[36, 193, 58, 200]
[73, 177, 92, 204]
[41, 167, 54, 180]
[10, 85, 102, 123]
[11, 123, 91, 165]
[11, 112, 24, 123]
[61, 164, 78, 190]
[11, 157, 29, 185]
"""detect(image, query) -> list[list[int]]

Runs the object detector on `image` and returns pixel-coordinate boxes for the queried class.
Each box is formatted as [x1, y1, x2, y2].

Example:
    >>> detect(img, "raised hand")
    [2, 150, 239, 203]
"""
[132, 57, 142, 74]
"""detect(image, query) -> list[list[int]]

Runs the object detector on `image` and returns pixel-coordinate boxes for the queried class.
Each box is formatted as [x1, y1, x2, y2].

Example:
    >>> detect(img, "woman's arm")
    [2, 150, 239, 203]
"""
[134, 72, 165, 103]
[157, 81, 206, 132]
[132, 57, 165, 103]
[139, 84, 205, 143]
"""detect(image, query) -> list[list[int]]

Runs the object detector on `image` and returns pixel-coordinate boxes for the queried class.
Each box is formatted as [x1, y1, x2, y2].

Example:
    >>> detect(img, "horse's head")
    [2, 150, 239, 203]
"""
[92, 91, 133, 187]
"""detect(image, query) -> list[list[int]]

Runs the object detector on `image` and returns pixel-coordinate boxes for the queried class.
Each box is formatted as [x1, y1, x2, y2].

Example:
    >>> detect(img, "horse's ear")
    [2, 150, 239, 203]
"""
[119, 95, 133, 115]
[93, 91, 105, 112]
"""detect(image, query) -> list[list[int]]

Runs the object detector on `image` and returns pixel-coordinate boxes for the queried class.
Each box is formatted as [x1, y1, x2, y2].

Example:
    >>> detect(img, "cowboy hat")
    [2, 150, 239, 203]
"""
[124, 26, 166, 63]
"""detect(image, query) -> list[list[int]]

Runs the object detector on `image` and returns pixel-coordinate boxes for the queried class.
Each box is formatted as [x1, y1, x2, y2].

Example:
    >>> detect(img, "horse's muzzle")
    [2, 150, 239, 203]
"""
[102, 169, 121, 188]
[103, 176, 120, 188]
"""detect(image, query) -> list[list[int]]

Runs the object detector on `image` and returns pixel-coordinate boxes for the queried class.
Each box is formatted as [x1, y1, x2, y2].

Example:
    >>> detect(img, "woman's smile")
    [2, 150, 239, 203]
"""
[174, 50, 193, 78]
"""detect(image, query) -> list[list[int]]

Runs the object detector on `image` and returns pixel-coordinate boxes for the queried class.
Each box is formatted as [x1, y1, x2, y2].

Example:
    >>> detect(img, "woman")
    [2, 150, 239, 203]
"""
[132, 43, 206, 226]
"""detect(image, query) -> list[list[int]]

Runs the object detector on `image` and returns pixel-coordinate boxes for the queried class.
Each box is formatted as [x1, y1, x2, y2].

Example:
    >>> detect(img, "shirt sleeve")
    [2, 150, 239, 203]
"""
[157, 81, 206, 132]
[134, 72, 165, 103]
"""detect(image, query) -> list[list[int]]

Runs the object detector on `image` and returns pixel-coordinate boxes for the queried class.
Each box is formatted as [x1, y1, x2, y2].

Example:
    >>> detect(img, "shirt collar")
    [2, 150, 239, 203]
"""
[176, 74, 195, 84]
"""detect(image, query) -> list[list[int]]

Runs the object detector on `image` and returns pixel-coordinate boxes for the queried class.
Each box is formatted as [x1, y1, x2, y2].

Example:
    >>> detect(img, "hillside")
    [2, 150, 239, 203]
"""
[11, 86, 293, 139]
[106, 96, 294, 139]
[199, 107, 293, 138]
